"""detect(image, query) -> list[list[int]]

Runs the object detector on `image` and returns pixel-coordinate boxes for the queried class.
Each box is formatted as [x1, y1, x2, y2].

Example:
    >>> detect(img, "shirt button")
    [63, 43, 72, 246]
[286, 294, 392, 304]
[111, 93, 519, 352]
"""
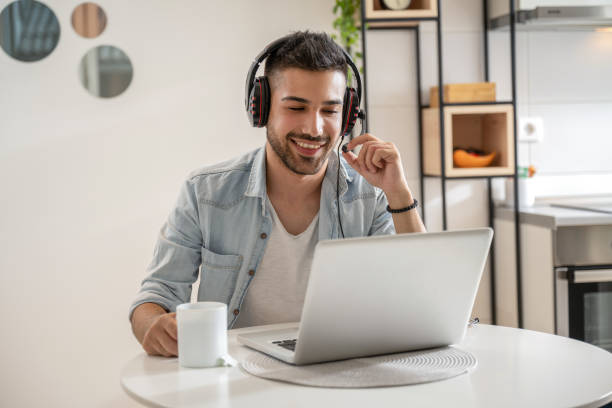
[233, 309, 240, 316]
[260, 233, 267, 239]
[248, 269, 255, 276]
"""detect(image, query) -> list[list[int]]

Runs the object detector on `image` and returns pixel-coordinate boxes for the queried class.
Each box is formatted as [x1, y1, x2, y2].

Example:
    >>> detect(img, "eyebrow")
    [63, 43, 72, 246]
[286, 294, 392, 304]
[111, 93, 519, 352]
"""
[281, 96, 343, 106]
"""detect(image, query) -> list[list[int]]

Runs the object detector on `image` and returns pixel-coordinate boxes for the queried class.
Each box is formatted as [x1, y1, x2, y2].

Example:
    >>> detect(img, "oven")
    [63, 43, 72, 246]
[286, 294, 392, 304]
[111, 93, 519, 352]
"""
[554, 224, 612, 353]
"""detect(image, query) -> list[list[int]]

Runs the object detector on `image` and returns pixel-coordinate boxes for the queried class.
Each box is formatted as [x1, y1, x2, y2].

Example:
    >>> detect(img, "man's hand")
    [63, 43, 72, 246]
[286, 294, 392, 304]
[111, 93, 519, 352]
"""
[131, 303, 178, 357]
[342, 133, 409, 197]
[142, 313, 178, 357]
[342, 133, 426, 234]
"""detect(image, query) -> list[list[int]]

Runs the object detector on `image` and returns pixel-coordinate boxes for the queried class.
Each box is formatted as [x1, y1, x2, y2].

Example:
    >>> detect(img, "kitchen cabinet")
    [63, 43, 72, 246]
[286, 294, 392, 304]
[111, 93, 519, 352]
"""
[494, 202, 612, 351]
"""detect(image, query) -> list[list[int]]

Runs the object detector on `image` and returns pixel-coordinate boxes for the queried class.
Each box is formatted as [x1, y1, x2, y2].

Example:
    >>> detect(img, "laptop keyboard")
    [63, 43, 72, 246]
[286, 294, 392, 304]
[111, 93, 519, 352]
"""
[272, 338, 297, 351]
[269, 318, 480, 354]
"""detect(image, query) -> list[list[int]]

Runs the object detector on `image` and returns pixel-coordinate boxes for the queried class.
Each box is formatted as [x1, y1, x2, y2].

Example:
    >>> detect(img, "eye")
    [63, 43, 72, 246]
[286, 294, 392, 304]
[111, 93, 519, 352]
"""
[324, 110, 339, 115]
[288, 107, 304, 111]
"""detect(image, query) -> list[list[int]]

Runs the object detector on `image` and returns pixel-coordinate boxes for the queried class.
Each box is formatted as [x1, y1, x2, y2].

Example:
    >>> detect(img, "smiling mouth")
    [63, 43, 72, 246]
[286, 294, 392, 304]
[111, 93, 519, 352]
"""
[290, 138, 327, 155]
[292, 139, 326, 149]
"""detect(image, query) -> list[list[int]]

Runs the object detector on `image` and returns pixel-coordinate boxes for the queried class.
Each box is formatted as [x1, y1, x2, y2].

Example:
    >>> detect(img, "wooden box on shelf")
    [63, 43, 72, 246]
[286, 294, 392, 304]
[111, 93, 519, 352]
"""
[364, 0, 437, 27]
[422, 104, 515, 177]
[429, 82, 496, 107]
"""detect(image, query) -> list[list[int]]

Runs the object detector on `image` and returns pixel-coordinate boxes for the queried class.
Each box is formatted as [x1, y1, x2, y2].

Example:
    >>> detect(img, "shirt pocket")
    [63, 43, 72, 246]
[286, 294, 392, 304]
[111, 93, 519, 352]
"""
[201, 246, 243, 273]
[199, 247, 243, 304]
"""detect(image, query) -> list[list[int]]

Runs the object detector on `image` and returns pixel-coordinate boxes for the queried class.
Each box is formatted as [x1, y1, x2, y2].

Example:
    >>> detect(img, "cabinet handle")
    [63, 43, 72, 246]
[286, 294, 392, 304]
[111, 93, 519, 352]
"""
[558, 269, 612, 283]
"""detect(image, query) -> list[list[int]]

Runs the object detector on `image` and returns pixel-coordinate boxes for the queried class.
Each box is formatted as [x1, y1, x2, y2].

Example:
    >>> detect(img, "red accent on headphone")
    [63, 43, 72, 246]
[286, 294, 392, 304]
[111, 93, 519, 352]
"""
[342, 90, 354, 136]
[258, 80, 263, 126]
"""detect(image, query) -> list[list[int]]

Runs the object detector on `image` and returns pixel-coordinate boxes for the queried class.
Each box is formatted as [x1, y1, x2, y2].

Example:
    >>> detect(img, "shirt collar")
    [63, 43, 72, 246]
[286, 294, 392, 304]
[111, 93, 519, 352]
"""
[245, 147, 267, 200]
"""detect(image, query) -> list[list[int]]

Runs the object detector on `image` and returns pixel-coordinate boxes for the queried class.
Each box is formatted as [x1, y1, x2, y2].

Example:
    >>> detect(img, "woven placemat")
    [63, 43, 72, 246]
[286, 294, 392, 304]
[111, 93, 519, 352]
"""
[240, 346, 476, 388]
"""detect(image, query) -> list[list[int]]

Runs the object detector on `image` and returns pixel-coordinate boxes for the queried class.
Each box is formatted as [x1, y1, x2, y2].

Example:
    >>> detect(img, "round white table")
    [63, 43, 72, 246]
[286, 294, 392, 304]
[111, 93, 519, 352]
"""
[121, 323, 612, 408]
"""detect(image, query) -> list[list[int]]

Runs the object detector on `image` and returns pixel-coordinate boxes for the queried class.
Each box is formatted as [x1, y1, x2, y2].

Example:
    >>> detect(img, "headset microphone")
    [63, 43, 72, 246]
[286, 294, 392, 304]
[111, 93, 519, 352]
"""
[340, 111, 366, 154]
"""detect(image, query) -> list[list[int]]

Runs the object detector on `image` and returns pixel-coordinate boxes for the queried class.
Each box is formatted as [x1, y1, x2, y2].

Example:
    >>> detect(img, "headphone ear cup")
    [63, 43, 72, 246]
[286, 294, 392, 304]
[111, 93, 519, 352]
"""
[248, 76, 271, 128]
[341, 87, 360, 136]
[260, 76, 271, 126]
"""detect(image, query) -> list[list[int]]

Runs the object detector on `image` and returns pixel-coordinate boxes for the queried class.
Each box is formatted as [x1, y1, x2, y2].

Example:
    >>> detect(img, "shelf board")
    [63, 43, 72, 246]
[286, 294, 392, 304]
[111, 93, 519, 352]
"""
[424, 167, 515, 178]
[364, 17, 437, 23]
[423, 174, 516, 180]
[443, 101, 514, 107]
[420, 101, 515, 109]
[365, 20, 420, 28]
[364, 0, 438, 22]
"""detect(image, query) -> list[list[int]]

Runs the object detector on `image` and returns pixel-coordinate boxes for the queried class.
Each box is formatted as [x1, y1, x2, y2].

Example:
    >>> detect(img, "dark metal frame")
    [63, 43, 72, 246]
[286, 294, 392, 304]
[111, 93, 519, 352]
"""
[359, 0, 524, 327]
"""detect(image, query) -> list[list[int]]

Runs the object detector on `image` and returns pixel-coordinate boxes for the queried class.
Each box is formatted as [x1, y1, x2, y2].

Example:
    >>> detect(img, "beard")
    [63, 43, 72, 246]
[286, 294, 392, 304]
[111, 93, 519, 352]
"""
[266, 128, 335, 176]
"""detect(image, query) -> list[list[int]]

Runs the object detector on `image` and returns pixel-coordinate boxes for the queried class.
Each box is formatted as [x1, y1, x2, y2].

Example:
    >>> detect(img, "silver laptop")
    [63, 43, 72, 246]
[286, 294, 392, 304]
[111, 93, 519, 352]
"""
[237, 228, 493, 365]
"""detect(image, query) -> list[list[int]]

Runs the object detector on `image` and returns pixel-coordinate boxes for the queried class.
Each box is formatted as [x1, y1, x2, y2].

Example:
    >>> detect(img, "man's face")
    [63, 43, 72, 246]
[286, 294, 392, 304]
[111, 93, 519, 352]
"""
[266, 68, 346, 175]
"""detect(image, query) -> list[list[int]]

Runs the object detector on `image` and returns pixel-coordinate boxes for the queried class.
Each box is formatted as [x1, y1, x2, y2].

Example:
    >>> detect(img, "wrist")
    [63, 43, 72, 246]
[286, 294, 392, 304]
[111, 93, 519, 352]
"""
[385, 187, 415, 210]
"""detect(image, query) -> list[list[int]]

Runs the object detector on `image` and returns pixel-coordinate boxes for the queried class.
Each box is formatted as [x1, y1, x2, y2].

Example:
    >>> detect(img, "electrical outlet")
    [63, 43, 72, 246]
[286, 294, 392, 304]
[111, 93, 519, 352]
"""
[519, 117, 544, 143]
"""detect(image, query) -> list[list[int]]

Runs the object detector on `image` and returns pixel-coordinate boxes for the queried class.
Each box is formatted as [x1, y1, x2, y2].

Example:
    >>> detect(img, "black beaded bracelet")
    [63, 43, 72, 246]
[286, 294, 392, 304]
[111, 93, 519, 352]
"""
[386, 199, 418, 213]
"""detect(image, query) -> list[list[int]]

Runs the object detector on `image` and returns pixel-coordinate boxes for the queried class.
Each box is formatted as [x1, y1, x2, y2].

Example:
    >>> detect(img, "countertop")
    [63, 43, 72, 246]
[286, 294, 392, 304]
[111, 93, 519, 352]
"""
[495, 201, 612, 229]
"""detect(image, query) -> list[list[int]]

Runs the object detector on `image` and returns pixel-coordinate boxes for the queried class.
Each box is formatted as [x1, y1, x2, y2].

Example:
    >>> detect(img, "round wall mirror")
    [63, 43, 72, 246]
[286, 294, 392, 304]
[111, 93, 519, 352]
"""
[79, 45, 133, 98]
[0, 0, 60, 62]
[71, 2, 107, 38]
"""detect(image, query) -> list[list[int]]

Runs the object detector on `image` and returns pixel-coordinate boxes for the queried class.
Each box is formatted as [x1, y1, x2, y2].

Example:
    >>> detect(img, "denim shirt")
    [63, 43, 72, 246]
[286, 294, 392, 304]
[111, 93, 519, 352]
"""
[129, 147, 395, 328]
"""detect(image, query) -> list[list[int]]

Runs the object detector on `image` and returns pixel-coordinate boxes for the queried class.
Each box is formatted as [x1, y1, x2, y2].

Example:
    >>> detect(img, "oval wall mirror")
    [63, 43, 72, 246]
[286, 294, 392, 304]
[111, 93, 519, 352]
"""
[78, 45, 133, 98]
[71, 2, 107, 38]
[0, 0, 60, 62]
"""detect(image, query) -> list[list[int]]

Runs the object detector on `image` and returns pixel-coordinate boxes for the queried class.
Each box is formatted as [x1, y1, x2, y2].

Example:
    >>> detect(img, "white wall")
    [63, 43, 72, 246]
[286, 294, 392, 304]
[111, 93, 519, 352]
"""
[2, 0, 611, 406]
[0, 1, 335, 406]
[511, 30, 612, 174]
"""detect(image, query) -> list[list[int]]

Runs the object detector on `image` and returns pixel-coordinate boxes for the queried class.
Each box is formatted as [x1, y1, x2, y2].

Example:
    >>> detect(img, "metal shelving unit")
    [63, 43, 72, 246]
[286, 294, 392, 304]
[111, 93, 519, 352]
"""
[359, 0, 524, 327]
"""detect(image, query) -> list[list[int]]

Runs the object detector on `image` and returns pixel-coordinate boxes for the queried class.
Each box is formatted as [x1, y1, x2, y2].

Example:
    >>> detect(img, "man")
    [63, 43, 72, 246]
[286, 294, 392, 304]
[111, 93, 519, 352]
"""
[129, 31, 426, 357]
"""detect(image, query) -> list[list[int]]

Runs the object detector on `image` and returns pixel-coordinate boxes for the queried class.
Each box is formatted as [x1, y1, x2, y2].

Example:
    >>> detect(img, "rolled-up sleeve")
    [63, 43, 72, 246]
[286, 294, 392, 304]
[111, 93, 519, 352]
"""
[369, 188, 395, 236]
[128, 179, 203, 321]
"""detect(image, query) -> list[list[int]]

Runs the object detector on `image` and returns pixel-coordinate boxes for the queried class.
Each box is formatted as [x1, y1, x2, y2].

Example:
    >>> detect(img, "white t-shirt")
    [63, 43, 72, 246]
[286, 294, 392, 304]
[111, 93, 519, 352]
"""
[233, 197, 319, 328]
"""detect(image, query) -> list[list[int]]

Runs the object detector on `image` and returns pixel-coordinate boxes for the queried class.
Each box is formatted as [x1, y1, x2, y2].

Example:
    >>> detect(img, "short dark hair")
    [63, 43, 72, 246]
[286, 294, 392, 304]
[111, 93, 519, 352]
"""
[264, 31, 348, 83]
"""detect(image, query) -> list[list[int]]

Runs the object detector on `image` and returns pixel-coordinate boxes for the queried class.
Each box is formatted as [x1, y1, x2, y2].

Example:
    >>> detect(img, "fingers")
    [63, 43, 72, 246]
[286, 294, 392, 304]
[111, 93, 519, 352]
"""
[346, 140, 388, 173]
[341, 150, 362, 172]
[142, 313, 178, 357]
[144, 336, 171, 357]
[365, 142, 385, 171]
[345, 133, 379, 151]
[157, 332, 179, 357]
[165, 313, 178, 341]
[359, 141, 381, 173]
[372, 145, 398, 168]
[144, 336, 169, 357]
[342, 134, 402, 180]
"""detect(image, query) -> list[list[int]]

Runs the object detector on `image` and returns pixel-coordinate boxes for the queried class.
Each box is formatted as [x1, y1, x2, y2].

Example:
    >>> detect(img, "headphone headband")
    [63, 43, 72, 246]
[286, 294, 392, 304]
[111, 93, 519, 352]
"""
[244, 35, 362, 111]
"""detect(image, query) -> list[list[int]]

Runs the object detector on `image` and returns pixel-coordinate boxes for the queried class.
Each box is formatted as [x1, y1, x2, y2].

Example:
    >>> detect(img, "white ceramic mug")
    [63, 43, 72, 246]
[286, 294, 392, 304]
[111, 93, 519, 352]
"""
[176, 302, 227, 368]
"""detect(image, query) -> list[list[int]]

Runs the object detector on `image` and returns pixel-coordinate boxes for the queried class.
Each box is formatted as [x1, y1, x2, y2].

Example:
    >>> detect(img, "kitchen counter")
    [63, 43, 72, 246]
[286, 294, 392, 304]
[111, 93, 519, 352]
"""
[493, 197, 612, 334]
[495, 203, 612, 229]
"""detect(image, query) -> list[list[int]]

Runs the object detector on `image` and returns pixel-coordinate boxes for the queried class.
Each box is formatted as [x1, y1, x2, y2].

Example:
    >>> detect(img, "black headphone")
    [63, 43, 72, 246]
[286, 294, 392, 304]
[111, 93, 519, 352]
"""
[245, 35, 363, 137]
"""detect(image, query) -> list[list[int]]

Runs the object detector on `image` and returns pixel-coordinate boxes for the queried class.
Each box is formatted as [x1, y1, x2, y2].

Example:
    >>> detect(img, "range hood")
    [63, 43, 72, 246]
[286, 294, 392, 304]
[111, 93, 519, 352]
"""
[488, 0, 612, 30]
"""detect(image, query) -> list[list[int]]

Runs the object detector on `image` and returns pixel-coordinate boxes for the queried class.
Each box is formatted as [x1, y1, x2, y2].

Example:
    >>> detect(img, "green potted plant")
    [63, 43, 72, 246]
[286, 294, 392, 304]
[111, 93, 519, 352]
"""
[332, 0, 363, 81]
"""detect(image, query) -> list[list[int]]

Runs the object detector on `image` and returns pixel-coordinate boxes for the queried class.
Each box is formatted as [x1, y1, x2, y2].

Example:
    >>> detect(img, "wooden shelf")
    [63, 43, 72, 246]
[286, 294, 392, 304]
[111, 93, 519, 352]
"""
[365, 20, 419, 28]
[364, 0, 437, 26]
[422, 104, 515, 178]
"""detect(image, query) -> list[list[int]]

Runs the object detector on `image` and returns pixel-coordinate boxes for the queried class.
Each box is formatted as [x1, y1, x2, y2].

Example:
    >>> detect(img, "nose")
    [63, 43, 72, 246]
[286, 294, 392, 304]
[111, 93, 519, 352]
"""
[303, 110, 324, 137]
